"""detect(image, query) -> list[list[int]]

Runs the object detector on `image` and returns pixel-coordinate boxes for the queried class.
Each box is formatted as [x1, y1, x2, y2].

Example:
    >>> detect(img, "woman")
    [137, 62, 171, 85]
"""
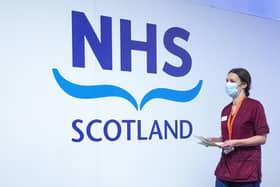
[208, 68, 269, 187]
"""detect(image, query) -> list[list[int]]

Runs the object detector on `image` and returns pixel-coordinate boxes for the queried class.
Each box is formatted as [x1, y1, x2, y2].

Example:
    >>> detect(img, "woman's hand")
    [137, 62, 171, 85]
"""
[221, 139, 240, 148]
[221, 135, 267, 148]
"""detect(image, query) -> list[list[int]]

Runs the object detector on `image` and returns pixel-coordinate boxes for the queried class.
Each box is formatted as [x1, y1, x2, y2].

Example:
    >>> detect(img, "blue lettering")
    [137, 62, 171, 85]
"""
[122, 119, 136, 140]
[72, 11, 112, 70]
[149, 120, 163, 140]
[104, 119, 122, 141]
[163, 27, 192, 77]
[120, 19, 157, 73]
[87, 119, 102, 142]
[180, 120, 192, 139]
[71, 118, 192, 142]
[72, 119, 84, 142]
[164, 120, 178, 139]
[71, 11, 193, 77]
[137, 120, 148, 140]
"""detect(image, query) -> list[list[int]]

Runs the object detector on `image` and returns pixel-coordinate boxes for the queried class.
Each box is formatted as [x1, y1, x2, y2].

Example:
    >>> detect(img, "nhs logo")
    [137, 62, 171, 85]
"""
[52, 11, 202, 110]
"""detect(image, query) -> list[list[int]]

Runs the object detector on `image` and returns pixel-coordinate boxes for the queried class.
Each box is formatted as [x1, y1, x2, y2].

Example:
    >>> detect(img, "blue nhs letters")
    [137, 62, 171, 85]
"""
[72, 11, 192, 77]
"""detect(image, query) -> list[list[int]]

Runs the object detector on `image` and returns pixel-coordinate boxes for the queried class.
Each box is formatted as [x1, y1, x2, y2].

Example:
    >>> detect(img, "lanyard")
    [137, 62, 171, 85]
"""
[227, 96, 246, 140]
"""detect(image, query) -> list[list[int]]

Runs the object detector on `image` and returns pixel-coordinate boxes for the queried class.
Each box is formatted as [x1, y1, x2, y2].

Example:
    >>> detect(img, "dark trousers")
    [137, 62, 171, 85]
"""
[215, 178, 260, 187]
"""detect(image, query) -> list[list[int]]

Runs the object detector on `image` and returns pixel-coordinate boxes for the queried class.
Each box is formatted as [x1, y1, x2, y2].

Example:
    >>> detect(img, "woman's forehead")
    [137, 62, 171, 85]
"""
[227, 72, 240, 81]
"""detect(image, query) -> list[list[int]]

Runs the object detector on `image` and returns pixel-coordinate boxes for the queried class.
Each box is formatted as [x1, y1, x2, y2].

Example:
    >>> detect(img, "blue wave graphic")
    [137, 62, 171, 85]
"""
[52, 68, 203, 111]
[52, 68, 138, 110]
[139, 80, 203, 110]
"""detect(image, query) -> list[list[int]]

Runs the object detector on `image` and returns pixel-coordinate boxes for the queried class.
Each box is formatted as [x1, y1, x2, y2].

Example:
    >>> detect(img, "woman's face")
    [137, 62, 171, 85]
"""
[226, 72, 241, 84]
[226, 72, 247, 90]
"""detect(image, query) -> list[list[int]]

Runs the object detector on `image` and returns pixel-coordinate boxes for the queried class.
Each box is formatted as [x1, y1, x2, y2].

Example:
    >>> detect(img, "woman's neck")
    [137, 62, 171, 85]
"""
[232, 92, 246, 106]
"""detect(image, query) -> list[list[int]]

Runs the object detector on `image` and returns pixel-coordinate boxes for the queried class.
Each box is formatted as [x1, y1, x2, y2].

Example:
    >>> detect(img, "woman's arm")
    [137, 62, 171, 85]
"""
[207, 137, 223, 142]
[221, 135, 267, 148]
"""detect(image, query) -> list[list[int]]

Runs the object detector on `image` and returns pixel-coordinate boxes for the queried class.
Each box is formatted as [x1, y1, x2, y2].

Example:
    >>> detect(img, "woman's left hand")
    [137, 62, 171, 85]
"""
[221, 139, 240, 148]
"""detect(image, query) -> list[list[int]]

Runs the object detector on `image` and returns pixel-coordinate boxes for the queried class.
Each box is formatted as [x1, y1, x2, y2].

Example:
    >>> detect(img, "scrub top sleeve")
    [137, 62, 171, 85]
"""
[254, 102, 270, 135]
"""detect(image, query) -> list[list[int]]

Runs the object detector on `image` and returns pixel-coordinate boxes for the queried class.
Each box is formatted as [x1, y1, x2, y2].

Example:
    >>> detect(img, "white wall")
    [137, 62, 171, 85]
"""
[0, 0, 279, 186]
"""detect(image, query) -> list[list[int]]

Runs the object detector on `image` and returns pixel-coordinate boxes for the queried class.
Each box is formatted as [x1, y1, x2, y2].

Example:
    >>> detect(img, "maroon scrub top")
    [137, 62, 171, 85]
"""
[215, 97, 269, 182]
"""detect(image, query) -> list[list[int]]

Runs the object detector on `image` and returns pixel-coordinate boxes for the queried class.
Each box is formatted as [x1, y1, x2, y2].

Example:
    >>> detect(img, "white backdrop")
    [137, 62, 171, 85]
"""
[0, 0, 279, 186]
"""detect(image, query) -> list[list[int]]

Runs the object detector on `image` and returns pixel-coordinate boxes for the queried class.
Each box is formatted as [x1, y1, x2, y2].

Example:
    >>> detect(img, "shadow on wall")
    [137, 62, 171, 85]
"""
[191, 0, 280, 21]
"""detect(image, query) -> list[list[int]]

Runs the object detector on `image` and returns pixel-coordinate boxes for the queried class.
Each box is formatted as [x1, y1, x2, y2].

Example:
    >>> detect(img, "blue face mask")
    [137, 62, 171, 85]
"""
[225, 82, 239, 98]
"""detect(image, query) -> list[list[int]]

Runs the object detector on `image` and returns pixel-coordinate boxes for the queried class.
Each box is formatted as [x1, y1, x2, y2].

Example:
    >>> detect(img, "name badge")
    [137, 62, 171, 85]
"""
[221, 115, 227, 122]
